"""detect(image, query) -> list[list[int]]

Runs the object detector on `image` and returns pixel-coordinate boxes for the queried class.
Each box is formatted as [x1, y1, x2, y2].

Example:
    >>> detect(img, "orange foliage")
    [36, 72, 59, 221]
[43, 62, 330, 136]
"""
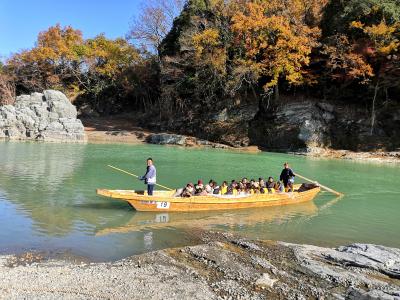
[231, 1, 320, 89]
[322, 34, 373, 83]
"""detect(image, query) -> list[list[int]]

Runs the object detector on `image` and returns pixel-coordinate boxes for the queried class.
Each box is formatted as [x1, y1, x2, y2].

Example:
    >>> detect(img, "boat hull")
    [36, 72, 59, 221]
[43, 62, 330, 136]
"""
[96, 186, 321, 212]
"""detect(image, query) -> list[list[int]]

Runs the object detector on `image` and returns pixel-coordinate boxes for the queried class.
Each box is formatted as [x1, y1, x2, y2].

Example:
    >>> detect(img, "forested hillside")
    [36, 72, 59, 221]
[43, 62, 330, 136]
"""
[1, 0, 399, 151]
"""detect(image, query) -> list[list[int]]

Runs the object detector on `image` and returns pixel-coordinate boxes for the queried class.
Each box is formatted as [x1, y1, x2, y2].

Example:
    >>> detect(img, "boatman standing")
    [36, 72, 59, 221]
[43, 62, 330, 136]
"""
[279, 162, 295, 192]
[139, 158, 157, 196]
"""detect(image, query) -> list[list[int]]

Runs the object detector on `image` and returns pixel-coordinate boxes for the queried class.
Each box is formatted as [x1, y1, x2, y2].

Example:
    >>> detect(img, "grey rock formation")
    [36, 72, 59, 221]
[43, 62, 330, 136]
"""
[250, 99, 400, 152]
[147, 133, 230, 148]
[147, 133, 187, 145]
[0, 90, 85, 142]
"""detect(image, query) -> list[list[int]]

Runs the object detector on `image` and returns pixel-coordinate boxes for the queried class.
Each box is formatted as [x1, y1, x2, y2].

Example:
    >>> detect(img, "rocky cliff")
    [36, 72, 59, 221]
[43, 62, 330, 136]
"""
[250, 98, 400, 152]
[0, 90, 85, 142]
[156, 2, 400, 152]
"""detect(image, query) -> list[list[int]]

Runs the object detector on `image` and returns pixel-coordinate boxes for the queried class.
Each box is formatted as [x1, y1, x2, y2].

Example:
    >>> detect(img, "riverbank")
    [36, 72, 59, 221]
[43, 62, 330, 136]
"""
[82, 116, 400, 163]
[82, 116, 260, 152]
[1, 232, 399, 299]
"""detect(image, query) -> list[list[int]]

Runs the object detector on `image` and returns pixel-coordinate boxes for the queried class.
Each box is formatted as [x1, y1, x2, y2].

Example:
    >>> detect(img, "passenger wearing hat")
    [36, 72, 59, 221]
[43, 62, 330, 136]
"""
[195, 179, 206, 195]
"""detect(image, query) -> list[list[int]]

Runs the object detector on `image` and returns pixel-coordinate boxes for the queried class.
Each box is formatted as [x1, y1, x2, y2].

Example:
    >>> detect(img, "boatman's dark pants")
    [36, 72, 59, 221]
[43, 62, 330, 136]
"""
[147, 184, 154, 196]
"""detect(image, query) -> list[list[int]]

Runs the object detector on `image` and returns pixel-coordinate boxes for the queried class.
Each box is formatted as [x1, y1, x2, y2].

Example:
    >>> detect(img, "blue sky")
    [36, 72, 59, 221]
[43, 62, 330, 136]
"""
[0, 0, 144, 58]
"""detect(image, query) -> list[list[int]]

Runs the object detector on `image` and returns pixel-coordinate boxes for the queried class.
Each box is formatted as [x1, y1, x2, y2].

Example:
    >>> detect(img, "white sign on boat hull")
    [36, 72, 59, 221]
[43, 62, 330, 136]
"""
[156, 201, 170, 209]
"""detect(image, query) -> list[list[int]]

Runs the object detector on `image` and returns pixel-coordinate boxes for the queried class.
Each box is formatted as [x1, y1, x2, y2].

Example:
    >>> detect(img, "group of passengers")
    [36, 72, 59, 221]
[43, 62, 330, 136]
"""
[177, 163, 296, 197]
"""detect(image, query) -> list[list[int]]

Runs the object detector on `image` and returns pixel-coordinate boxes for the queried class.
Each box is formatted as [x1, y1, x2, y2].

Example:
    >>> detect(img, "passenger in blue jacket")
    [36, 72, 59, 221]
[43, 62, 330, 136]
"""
[279, 162, 295, 191]
[140, 158, 157, 195]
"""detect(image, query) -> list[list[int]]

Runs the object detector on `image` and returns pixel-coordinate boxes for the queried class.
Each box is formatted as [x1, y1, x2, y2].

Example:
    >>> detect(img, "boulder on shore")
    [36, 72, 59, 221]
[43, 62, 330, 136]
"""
[0, 90, 85, 142]
[146, 133, 230, 149]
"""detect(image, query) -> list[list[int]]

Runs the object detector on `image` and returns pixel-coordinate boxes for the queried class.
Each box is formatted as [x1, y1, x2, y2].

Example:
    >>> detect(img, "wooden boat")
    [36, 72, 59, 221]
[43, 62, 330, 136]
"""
[96, 184, 321, 212]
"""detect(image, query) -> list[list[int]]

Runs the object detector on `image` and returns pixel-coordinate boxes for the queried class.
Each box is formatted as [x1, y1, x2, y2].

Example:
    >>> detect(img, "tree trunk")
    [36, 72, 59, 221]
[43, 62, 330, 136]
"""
[370, 81, 379, 135]
[274, 84, 279, 102]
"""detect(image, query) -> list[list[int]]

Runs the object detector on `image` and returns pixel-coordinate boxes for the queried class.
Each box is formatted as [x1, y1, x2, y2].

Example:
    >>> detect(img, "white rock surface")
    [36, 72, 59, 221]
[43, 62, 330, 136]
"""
[0, 90, 85, 142]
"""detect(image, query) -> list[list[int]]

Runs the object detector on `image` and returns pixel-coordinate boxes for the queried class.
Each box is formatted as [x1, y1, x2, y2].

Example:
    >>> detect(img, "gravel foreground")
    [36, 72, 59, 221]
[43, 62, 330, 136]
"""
[1, 232, 399, 299]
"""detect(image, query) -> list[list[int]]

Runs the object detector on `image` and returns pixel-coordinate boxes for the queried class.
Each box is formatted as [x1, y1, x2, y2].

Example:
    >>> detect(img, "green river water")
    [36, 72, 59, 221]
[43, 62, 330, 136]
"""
[0, 142, 399, 261]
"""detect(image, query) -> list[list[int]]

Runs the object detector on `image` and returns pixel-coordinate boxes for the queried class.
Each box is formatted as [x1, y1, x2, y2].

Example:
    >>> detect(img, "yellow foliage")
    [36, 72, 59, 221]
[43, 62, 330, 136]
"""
[352, 20, 400, 56]
[351, 21, 364, 29]
[231, 1, 319, 89]
[192, 28, 226, 75]
[85, 35, 141, 79]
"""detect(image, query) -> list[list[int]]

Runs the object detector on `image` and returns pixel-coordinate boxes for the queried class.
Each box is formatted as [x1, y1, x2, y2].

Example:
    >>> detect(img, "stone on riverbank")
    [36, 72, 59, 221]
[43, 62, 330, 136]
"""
[146, 133, 230, 149]
[1, 233, 399, 299]
[0, 90, 85, 142]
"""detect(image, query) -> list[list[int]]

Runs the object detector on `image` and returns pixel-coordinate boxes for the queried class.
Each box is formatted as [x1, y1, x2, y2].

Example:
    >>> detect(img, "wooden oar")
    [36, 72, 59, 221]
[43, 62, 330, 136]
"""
[295, 173, 343, 196]
[107, 165, 174, 191]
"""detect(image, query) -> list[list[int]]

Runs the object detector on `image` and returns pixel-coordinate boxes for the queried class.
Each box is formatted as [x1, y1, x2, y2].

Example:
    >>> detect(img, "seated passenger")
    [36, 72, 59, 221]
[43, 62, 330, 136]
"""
[181, 183, 195, 197]
[287, 178, 294, 192]
[259, 178, 265, 188]
[259, 178, 266, 194]
[221, 181, 228, 195]
[213, 182, 221, 194]
[266, 177, 275, 193]
[205, 180, 214, 194]
[274, 181, 285, 193]
[227, 180, 236, 195]
[246, 182, 252, 194]
[195, 179, 205, 195]
[236, 186, 244, 195]
[252, 181, 260, 194]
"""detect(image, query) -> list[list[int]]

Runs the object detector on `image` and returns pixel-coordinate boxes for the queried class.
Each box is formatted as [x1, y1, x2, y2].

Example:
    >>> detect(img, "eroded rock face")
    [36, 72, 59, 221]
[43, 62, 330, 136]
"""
[250, 100, 400, 152]
[0, 90, 85, 142]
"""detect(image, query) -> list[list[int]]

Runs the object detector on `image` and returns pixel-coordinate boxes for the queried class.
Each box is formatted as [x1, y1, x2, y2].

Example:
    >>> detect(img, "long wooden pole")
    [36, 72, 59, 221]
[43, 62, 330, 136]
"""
[295, 173, 343, 196]
[107, 165, 174, 191]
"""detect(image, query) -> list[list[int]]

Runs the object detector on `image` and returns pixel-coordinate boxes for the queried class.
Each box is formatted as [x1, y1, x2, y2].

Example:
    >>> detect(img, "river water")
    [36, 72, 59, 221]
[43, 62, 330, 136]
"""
[0, 142, 399, 261]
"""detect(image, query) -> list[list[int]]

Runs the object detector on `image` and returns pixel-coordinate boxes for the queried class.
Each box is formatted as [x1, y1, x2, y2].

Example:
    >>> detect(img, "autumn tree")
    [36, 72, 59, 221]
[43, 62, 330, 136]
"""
[321, 0, 400, 133]
[79, 35, 154, 113]
[351, 20, 400, 133]
[0, 73, 16, 105]
[6, 24, 84, 93]
[230, 0, 321, 101]
[4, 24, 160, 114]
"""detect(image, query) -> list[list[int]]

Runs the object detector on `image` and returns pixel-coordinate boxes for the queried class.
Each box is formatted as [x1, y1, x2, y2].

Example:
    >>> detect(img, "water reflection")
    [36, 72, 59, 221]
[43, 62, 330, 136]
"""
[0, 142, 85, 188]
[0, 142, 88, 236]
[96, 201, 319, 236]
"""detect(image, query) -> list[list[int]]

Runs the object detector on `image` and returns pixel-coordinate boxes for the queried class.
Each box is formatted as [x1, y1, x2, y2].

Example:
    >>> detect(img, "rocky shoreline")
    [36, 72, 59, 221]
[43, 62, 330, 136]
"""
[82, 117, 400, 163]
[0, 88, 398, 163]
[1, 232, 399, 299]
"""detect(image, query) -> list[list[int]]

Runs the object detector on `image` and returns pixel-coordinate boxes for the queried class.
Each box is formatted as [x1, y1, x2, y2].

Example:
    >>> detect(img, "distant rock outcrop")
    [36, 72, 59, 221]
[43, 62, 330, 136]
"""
[0, 90, 85, 142]
[146, 133, 230, 149]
